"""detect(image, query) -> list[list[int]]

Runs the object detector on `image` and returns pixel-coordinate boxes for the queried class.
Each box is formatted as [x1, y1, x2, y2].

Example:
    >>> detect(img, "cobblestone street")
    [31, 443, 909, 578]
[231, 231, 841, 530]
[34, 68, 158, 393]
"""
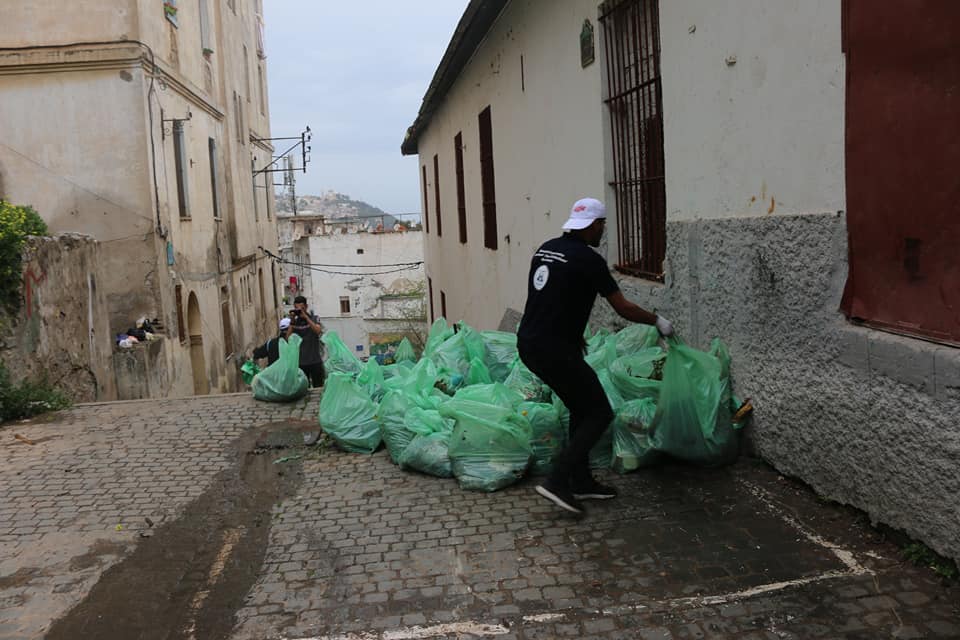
[1, 391, 957, 640]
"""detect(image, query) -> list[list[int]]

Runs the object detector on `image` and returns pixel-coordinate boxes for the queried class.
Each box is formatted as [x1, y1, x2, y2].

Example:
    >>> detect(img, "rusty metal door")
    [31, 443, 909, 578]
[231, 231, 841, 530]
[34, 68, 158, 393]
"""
[841, 0, 960, 344]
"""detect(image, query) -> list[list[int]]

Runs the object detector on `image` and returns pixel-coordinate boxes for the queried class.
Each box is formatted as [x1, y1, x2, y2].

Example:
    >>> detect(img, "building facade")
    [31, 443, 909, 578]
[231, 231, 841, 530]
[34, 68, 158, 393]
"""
[0, 0, 282, 398]
[277, 214, 427, 361]
[402, 0, 960, 561]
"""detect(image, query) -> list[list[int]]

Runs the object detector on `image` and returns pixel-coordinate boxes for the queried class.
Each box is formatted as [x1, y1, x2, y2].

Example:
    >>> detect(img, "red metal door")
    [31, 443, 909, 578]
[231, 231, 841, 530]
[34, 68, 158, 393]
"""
[841, 0, 960, 345]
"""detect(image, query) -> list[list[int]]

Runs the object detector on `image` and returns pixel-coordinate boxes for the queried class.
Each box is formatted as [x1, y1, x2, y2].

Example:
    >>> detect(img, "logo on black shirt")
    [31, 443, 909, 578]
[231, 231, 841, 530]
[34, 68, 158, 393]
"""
[532, 265, 550, 290]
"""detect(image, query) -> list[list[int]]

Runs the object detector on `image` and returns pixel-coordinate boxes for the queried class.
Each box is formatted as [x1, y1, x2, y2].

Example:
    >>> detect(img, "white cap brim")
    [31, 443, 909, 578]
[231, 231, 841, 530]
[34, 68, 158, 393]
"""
[562, 216, 602, 231]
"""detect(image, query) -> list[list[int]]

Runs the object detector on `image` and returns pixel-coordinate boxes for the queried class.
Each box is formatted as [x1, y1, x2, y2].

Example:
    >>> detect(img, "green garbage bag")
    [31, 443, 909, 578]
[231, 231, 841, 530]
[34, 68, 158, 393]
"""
[481, 331, 517, 382]
[586, 327, 611, 353]
[377, 390, 415, 463]
[466, 357, 493, 386]
[585, 336, 618, 372]
[441, 399, 533, 492]
[612, 398, 661, 473]
[430, 330, 470, 377]
[588, 427, 614, 470]
[252, 334, 309, 402]
[503, 360, 550, 403]
[520, 401, 565, 475]
[614, 324, 661, 356]
[649, 337, 740, 465]
[394, 337, 417, 363]
[459, 323, 488, 364]
[588, 370, 624, 469]
[382, 360, 414, 381]
[424, 317, 455, 358]
[241, 360, 261, 386]
[322, 331, 362, 376]
[454, 382, 524, 409]
[358, 358, 385, 401]
[399, 407, 455, 478]
[318, 373, 381, 454]
[609, 348, 665, 402]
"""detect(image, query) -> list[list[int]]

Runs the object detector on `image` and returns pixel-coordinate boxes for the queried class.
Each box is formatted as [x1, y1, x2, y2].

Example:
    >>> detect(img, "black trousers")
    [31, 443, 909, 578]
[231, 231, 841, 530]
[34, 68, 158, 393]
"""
[518, 341, 614, 486]
[300, 362, 326, 388]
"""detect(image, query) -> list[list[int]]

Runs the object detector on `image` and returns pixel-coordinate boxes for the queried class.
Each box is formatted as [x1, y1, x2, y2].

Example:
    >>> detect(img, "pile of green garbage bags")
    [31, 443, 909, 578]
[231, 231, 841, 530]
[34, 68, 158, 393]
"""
[317, 319, 746, 492]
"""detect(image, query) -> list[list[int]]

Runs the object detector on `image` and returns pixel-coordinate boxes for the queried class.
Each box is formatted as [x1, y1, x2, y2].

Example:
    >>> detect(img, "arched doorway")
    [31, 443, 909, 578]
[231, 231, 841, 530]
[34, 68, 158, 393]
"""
[187, 292, 209, 395]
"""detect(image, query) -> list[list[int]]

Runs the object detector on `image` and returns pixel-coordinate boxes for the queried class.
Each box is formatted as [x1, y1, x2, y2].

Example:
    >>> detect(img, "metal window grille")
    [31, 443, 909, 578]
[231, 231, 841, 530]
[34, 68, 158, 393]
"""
[339, 297, 350, 314]
[478, 106, 498, 250]
[454, 132, 467, 244]
[421, 164, 430, 234]
[433, 153, 442, 236]
[600, 0, 666, 280]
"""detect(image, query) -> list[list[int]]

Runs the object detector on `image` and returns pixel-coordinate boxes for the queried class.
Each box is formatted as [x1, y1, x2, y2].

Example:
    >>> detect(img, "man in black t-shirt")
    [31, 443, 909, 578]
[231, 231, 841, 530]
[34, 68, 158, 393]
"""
[518, 197, 674, 514]
[290, 295, 326, 387]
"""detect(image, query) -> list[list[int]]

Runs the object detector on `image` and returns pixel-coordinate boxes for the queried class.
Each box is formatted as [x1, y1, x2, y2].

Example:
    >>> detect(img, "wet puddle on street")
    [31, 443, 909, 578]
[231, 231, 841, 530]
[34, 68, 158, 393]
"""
[45, 420, 316, 640]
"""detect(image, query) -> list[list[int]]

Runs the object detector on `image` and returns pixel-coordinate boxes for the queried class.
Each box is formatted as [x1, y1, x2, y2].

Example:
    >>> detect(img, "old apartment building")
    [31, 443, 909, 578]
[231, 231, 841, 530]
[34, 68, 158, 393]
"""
[0, 0, 282, 398]
[402, 0, 960, 562]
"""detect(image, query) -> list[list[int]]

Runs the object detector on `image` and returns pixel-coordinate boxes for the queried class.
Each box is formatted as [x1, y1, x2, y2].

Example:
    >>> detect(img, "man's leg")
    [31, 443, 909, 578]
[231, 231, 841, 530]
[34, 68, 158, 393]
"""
[519, 346, 613, 512]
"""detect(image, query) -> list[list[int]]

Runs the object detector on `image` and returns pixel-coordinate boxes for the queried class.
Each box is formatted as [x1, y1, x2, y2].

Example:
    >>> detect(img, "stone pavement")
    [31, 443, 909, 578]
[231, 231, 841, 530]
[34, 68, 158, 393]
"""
[1, 391, 958, 640]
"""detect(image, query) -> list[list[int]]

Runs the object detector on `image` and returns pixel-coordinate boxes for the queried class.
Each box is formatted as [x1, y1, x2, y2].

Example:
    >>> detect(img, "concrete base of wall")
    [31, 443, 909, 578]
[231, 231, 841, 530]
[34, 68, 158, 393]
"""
[591, 212, 960, 562]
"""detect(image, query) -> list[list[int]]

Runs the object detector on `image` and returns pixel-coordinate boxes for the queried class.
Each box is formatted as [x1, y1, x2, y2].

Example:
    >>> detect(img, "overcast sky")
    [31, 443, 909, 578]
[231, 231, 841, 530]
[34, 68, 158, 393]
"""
[264, 2, 468, 215]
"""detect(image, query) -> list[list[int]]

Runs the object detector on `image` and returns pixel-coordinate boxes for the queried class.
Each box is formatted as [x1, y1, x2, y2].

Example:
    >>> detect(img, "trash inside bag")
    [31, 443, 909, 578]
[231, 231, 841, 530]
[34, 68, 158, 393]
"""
[398, 407, 455, 478]
[318, 373, 381, 454]
[609, 348, 665, 402]
[649, 337, 740, 465]
[611, 398, 661, 473]
[503, 360, 550, 403]
[441, 399, 532, 492]
[377, 390, 415, 463]
[322, 331, 362, 376]
[399, 432, 454, 478]
[481, 331, 517, 382]
[520, 401, 565, 475]
[241, 360, 261, 386]
[252, 334, 309, 402]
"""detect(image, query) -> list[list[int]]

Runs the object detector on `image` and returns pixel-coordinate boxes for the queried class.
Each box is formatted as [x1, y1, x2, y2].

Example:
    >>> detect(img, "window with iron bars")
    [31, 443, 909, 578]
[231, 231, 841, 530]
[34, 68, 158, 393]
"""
[600, 0, 666, 280]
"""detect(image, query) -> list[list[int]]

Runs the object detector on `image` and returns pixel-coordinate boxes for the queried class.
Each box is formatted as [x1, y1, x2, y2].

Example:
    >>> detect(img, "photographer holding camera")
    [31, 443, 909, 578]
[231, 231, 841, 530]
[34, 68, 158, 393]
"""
[290, 295, 326, 387]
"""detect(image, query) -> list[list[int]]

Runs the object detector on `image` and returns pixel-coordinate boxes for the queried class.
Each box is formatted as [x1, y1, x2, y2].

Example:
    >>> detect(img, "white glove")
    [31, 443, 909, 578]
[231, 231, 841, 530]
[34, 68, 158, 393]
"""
[655, 315, 674, 337]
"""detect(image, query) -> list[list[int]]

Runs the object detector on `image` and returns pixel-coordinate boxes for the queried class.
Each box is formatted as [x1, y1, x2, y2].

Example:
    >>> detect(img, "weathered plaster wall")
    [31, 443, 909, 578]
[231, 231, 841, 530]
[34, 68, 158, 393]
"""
[1, 235, 117, 402]
[591, 213, 960, 562]
[0, 2, 138, 47]
[656, 0, 846, 221]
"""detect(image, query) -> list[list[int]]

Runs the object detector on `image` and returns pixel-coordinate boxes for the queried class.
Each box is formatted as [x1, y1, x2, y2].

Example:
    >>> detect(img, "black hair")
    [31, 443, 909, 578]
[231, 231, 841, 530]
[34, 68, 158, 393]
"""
[293, 295, 307, 304]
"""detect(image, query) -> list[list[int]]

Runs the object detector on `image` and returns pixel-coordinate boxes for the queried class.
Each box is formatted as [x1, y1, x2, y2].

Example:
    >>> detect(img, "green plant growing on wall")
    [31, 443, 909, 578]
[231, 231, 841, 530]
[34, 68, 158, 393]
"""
[0, 361, 71, 422]
[0, 200, 49, 314]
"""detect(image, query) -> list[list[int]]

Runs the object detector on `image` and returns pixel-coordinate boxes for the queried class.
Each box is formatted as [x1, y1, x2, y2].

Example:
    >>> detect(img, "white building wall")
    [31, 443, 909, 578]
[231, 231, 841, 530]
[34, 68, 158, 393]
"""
[305, 230, 426, 359]
[416, 0, 608, 331]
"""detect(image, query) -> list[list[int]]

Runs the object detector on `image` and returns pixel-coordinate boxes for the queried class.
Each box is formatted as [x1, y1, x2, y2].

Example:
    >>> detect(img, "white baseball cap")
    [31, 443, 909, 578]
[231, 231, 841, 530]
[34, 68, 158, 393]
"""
[562, 197, 606, 230]
[279, 317, 292, 330]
